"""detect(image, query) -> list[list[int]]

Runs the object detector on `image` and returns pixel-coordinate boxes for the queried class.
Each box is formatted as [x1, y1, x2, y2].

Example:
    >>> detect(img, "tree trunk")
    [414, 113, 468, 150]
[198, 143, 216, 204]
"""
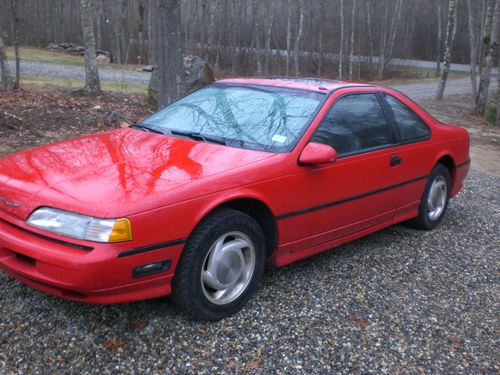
[479, 0, 488, 77]
[474, 0, 499, 115]
[318, 7, 324, 77]
[294, 0, 304, 76]
[156, 0, 183, 107]
[377, 0, 388, 79]
[339, 0, 344, 78]
[286, 0, 292, 75]
[0, 32, 12, 92]
[435, 0, 459, 100]
[206, 0, 219, 63]
[366, 0, 374, 79]
[253, 0, 262, 75]
[10, 0, 20, 89]
[80, 0, 101, 96]
[496, 58, 500, 126]
[264, 0, 276, 74]
[467, 0, 479, 98]
[386, 0, 403, 66]
[436, 2, 442, 76]
[473, 0, 500, 115]
[348, 0, 357, 80]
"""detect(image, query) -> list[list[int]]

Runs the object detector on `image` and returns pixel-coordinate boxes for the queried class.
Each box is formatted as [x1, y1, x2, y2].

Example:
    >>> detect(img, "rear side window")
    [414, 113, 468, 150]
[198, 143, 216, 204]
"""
[384, 94, 430, 142]
[311, 94, 392, 155]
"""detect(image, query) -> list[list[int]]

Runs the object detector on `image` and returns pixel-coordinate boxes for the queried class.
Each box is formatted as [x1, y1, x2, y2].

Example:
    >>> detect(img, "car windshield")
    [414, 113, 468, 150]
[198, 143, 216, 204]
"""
[140, 83, 325, 152]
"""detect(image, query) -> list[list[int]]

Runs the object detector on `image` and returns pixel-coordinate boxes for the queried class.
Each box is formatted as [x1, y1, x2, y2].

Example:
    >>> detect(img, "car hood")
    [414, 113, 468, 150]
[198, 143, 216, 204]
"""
[0, 128, 276, 219]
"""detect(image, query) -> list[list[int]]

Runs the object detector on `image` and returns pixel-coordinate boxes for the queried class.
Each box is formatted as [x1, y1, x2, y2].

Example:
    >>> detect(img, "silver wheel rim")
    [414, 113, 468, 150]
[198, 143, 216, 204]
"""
[427, 175, 447, 221]
[201, 231, 256, 305]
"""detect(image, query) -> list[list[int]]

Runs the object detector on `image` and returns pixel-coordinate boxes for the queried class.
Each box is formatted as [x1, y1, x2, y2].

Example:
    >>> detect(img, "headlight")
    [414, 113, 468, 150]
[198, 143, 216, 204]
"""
[27, 207, 132, 243]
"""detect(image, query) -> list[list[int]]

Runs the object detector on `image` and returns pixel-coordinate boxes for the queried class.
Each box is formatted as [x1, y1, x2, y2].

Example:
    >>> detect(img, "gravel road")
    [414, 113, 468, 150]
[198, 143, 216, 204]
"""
[391, 78, 498, 101]
[9, 60, 151, 85]
[0, 170, 498, 374]
[9, 60, 497, 99]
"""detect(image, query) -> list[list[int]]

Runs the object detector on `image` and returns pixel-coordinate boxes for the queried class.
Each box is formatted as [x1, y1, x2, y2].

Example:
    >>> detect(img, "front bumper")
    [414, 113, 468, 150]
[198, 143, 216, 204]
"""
[0, 213, 184, 303]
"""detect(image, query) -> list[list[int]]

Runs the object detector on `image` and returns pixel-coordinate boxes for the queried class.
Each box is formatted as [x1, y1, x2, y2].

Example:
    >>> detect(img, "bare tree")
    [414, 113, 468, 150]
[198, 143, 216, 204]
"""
[264, 0, 276, 73]
[285, 0, 292, 75]
[156, 0, 183, 107]
[10, 0, 20, 89]
[317, 0, 325, 76]
[366, 0, 375, 79]
[435, 0, 459, 100]
[80, 0, 101, 96]
[338, 0, 345, 78]
[253, 0, 262, 75]
[474, 0, 499, 115]
[206, 0, 219, 62]
[294, 0, 304, 76]
[467, 0, 480, 97]
[348, 0, 357, 80]
[436, 2, 443, 76]
[0, 30, 12, 92]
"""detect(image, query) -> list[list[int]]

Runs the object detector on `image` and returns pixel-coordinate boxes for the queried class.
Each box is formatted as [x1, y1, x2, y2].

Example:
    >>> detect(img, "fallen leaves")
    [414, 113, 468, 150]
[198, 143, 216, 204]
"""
[346, 315, 368, 330]
[0, 87, 150, 158]
[102, 339, 125, 352]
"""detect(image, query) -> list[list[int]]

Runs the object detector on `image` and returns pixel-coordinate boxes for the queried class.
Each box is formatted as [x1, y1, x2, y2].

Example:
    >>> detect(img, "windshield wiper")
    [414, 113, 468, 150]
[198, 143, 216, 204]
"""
[170, 129, 226, 145]
[131, 124, 165, 135]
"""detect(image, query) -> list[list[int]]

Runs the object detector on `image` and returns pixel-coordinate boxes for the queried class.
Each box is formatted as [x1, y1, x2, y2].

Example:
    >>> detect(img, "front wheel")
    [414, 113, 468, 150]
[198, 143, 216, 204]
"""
[171, 209, 266, 321]
[409, 163, 451, 230]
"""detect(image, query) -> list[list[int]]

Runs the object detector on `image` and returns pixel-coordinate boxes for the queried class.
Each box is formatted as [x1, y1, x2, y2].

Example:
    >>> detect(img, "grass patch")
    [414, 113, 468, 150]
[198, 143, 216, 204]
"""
[6, 47, 85, 67]
[19, 75, 147, 94]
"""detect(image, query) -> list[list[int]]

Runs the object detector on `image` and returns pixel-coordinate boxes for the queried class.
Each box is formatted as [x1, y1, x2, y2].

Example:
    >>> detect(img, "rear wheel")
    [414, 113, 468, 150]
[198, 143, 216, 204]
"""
[171, 209, 266, 321]
[409, 163, 451, 230]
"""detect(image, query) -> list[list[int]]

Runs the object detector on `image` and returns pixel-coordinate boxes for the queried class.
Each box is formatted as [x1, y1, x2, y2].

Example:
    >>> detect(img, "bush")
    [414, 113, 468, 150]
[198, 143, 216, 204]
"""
[485, 106, 497, 124]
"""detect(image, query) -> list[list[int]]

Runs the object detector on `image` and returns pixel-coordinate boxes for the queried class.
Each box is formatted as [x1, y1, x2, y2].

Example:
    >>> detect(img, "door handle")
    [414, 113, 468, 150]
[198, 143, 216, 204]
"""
[390, 153, 403, 167]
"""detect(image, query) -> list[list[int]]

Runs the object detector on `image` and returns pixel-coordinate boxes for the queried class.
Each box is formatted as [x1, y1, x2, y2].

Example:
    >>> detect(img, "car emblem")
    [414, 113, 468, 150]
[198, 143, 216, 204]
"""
[0, 196, 20, 207]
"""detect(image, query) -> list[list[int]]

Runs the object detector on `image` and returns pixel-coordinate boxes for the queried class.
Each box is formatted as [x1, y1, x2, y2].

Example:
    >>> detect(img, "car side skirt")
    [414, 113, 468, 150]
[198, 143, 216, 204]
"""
[269, 203, 420, 267]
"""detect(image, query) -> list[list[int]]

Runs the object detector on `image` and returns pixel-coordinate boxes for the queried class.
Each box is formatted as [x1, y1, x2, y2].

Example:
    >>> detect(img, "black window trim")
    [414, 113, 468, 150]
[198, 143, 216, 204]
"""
[379, 92, 432, 145]
[308, 91, 398, 159]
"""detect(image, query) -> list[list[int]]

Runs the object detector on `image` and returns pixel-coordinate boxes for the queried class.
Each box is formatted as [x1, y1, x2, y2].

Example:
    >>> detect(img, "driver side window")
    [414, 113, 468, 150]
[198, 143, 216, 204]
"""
[311, 93, 392, 155]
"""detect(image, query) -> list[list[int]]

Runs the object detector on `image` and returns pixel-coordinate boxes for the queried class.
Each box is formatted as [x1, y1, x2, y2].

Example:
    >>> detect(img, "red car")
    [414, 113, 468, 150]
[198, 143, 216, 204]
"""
[0, 78, 470, 320]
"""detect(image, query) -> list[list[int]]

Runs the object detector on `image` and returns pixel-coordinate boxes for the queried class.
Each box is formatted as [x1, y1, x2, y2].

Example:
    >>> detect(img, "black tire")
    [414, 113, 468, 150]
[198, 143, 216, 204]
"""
[171, 208, 266, 321]
[408, 163, 451, 230]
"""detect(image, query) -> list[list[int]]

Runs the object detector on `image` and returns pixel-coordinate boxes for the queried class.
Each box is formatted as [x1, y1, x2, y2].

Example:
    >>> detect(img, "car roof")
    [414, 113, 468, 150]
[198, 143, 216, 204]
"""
[217, 77, 379, 93]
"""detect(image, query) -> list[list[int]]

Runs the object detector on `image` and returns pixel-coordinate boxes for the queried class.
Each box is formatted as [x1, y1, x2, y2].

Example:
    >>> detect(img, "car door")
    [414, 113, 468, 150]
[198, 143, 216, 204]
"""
[380, 93, 434, 220]
[278, 92, 403, 253]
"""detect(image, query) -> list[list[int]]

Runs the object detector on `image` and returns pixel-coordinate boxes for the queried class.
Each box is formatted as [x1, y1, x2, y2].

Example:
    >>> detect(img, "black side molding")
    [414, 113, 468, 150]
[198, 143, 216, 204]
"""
[457, 159, 471, 169]
[117, 238, 186, 258]
[277, 175, 429, 220]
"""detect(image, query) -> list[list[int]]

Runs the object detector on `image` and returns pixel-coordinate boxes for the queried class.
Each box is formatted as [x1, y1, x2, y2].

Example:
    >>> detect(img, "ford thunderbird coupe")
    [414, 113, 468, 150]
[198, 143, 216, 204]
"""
[0, 78, 470, 320]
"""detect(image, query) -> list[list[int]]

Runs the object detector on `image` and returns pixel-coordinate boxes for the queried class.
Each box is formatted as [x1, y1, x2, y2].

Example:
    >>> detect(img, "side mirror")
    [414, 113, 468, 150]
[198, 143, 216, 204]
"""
[299, 142, 338, 165]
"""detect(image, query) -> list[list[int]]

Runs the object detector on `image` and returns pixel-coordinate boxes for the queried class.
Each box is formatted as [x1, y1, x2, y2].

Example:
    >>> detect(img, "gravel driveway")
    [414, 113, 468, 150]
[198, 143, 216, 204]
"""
[0, 170, 498, 374]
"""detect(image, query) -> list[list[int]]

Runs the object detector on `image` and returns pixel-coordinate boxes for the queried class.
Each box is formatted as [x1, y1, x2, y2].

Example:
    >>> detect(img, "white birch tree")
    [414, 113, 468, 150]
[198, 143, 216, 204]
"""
[435, 0, 459, 100]
[294, 0, 304, 76]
